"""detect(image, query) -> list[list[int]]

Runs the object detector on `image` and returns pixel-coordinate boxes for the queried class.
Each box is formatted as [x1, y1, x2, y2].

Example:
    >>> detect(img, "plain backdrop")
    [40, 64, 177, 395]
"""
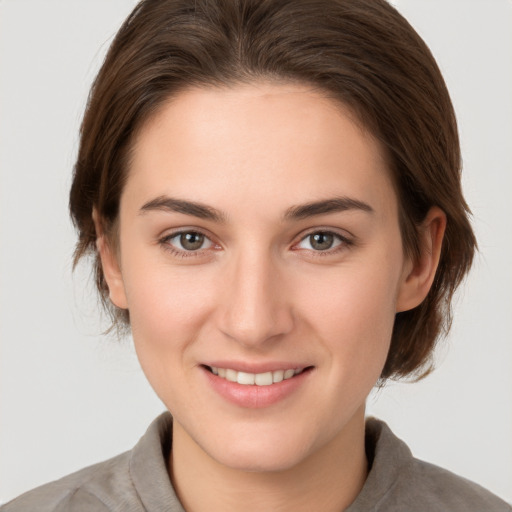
[1, 0, 511, 505]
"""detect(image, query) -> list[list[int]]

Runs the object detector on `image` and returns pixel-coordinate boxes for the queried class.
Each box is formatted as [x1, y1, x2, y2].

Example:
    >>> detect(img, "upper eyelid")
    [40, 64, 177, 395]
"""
[159, 229, 217, 252]
[160, 227, 215, 242]
[295, 227, 352, 243]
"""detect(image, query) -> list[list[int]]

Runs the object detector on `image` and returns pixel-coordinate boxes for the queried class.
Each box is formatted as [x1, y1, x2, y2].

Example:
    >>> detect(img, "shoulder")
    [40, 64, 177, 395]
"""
[347, 418, 511, 512]
[407, 457, 511, 511]
[1, 412, 178, 512]
[0, 450, 143, 512]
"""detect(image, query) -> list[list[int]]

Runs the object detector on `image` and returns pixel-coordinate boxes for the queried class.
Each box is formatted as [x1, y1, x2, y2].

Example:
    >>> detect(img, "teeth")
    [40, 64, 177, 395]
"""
[273, 370, 284, 383]
[284, 369, 295, 379]
[210, 366, 304, 386]
[255, 372, 273, 386]
[226, 369, 237, 383]
[237, 371, 255, 385]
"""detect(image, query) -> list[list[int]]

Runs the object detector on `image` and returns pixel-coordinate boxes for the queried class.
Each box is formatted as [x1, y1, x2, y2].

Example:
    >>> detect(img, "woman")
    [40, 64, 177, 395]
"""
[2, 0, 510, 510]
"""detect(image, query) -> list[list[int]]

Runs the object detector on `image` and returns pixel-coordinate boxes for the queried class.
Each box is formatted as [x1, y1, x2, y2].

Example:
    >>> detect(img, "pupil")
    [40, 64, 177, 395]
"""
[311, 232, 333, 250]
[181, 232, 204, 250]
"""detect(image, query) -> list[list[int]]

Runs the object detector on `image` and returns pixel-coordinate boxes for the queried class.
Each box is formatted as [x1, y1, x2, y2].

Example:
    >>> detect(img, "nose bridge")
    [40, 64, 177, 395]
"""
[218, 243, 292, 346]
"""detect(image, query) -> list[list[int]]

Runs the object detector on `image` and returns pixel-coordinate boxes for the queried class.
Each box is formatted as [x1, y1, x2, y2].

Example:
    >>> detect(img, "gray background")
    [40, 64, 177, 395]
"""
[1, 0, 511, 505]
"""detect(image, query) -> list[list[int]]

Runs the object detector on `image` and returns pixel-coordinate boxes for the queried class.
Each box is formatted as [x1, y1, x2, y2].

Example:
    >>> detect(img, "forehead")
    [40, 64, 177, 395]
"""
[124, 82, 397, 219]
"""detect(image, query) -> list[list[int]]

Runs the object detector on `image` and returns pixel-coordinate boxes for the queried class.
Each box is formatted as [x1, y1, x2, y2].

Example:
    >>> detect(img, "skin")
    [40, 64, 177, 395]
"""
[96, 82, 445, 512]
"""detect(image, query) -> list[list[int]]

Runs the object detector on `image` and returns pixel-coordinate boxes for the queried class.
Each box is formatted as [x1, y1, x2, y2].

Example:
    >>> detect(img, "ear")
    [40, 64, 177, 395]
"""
[396, 207, 446, 313]
[92, 209, 128, 310]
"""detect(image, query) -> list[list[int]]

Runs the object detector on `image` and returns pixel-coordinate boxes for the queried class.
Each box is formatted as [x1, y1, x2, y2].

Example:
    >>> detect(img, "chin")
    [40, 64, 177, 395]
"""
[215, 447, 306, 473]
[203, 427, 317, 473]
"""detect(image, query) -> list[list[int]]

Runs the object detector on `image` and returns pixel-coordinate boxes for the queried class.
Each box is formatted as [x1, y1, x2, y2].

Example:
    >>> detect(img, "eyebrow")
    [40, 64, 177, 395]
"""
[138, 195, 374, 222]
[284, 197, 374, 220]
[139, 196, 226, 222]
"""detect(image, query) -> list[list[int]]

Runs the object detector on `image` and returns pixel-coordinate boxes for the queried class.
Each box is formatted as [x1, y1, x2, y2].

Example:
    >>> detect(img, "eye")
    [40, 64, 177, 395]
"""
[164, 231, 214, 252]
[296, 231, 346, 251]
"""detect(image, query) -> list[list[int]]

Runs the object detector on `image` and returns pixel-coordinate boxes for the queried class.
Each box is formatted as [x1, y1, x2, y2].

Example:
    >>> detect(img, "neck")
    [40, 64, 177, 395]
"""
[169, 408, 368, 512]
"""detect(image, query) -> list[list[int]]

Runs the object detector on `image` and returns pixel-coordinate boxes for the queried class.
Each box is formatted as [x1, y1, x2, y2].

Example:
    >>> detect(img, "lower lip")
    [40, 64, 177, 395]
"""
[202, 367, 312, 409]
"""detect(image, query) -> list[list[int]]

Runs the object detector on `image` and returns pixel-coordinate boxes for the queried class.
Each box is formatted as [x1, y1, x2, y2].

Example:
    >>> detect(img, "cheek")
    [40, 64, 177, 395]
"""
[121, 262, 221, 411]
[126, 269, 215, 338]
[119, 244, 218, 370]
[295, 257, 401, 376]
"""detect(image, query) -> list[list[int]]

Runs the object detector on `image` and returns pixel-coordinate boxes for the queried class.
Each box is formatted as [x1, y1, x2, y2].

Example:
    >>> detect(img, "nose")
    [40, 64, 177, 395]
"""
[216, 248, 294, 348]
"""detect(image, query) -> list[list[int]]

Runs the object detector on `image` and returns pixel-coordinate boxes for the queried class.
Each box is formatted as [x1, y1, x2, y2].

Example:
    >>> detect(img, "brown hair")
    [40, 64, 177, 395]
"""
[70, 0, 476, 380]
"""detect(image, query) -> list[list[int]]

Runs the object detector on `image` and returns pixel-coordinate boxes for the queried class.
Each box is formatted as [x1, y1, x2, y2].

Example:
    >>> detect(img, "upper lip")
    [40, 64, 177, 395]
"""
[202, 361, 312, 374]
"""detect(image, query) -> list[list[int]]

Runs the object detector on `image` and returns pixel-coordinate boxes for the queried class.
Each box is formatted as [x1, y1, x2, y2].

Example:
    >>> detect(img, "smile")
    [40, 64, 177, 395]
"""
[208, 366, 305, 386]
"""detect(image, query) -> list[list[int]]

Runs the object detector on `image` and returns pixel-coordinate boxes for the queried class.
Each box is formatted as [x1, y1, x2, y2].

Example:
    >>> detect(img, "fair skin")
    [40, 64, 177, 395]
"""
[96, 82, 445, 512]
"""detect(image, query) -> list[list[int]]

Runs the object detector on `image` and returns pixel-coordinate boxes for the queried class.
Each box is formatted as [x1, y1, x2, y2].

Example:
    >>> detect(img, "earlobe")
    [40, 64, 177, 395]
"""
[92, 209, 128, 310]
[396, 207, 446, 313]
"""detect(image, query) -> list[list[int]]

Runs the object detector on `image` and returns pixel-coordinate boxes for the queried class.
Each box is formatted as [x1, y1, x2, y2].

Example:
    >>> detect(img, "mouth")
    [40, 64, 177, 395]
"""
[201, 363, 314, 408]
[202, 365, 312, 386]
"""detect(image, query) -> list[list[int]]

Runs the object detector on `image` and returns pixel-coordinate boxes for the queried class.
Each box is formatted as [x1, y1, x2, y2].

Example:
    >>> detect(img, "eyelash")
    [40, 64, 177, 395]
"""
[158, 229, 353, 259]
[292, 230, 353, 256]
[159, 230, 217, 259]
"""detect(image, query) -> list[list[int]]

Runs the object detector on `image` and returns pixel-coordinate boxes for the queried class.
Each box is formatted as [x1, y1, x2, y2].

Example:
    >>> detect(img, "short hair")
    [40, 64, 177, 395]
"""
[69, 0, 476, 380]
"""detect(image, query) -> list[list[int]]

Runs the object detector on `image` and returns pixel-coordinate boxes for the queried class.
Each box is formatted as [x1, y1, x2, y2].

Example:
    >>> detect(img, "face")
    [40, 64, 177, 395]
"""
[102, 82, 422, 472]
